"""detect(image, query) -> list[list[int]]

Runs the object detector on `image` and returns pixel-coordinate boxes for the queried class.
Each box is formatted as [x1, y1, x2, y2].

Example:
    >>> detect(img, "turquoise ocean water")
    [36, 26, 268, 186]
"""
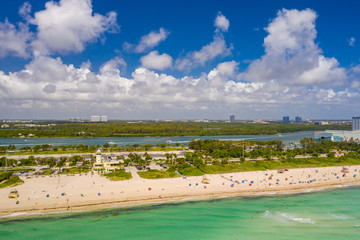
[1, 186, 360, 240]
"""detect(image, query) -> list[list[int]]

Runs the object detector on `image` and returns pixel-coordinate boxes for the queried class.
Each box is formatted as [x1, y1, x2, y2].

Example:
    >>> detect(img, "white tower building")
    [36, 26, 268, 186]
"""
[96, 149, 102, 163]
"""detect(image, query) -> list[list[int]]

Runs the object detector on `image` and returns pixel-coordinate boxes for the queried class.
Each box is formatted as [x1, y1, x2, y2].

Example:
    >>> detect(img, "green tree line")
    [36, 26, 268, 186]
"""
[0, 122, 350, 138]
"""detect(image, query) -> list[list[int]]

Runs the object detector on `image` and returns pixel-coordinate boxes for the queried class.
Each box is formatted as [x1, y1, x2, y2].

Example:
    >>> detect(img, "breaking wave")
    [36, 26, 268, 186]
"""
[263, 210, 315, 224]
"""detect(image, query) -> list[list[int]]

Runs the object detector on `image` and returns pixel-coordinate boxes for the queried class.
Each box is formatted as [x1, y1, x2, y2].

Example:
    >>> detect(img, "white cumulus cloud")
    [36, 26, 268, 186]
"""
[175, 36, 232, 71]
[140, 51, 173, 70]
[0, 6, 358, 119]
[348, 37, 356, 47]
[0, 55, 358, 119]
[215, 12, 230, 32]
[175, 13, 232, 71]
[30, 0, 119, 55]
[0, 20, 33, 58]
[242, 8, 346, 86]
[124, 28, 169, 53]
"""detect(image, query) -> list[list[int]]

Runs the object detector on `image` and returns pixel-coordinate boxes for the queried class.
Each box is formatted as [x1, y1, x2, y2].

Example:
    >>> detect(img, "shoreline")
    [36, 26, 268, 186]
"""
[2, 180, 359, 220]
[1, 165, 360, 219]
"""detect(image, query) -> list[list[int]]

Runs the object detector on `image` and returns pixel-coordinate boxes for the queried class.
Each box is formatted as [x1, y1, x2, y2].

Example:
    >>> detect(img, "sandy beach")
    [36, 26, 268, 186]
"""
[1, 165, 360, 218]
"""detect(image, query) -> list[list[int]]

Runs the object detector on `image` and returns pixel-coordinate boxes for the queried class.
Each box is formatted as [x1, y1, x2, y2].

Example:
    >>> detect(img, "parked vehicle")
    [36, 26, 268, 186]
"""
[8, 189, 19, 198]
[135, 165, 142, 170]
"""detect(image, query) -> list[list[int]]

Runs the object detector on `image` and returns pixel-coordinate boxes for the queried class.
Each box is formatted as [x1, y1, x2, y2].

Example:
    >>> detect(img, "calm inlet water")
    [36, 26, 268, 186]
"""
[1, 186, 360, 240]
[0, 131, 315, 148]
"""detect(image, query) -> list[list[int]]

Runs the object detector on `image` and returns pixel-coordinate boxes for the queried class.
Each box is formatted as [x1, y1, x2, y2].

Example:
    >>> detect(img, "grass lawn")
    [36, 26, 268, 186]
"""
[138, 169, 179, 179]
[59, 167, 90, 174]
[104, 171, 132, 181]
[177, 166, 204, 176]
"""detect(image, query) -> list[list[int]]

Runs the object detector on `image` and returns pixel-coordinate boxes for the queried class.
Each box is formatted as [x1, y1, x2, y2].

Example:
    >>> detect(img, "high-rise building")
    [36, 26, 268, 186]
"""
[229, 115, 235, 122]
[295, 116, 302, 124]
[90, 115, 100, 122]
[282, 116, 290, 123]
[100, 116, 108, 122]
[353, 117, 360, 131]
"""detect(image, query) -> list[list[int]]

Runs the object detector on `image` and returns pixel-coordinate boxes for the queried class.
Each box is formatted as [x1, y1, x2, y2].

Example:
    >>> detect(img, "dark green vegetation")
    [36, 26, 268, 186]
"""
[40, 168, 54, 175]
[160, 138, 360, 176]
[189, 138, 360, 160]
[160, 153, 360, 177]
[0, 171, 13, 182]
[104, 170, 132, 181]
[0, 174, 24, 188]
[0, 121, 350, 138]
[137, 169, 178, 179]
[195, 155, 360, 174]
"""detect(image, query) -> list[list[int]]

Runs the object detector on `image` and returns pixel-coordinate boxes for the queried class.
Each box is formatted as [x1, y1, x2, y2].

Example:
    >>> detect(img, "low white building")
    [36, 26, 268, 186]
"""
[90, 115, 100, 122]
[314, 130, 360, 142]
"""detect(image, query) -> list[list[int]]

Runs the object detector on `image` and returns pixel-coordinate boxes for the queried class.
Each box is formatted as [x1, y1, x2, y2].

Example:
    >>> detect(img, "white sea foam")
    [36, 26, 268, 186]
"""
[0, 212, 41, 218]
[181, 198, 194, 201]
[301, 189, 314, 193]
[254, 192, 277, 196]
[263, 210, 315, 225]
[330, 214, 352, 220]
[343, 183, 360, 187]
[0, 212, 29, 218]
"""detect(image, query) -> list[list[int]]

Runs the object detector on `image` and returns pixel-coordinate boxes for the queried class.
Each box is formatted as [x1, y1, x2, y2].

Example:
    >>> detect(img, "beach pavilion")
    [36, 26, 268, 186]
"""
[92, 150, 123, 172]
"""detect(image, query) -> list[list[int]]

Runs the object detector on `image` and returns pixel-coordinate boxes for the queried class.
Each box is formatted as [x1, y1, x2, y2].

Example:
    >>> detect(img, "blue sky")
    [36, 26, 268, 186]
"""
[0, 0, 359, 120]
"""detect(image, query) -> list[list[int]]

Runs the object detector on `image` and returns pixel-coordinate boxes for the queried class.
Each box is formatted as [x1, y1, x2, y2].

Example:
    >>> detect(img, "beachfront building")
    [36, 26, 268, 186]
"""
[295, 116, 302, 123]
[92, 150, 123, 172]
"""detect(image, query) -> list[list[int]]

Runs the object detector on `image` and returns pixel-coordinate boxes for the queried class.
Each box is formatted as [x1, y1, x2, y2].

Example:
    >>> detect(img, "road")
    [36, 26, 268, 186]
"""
[4, 150, 193, 160]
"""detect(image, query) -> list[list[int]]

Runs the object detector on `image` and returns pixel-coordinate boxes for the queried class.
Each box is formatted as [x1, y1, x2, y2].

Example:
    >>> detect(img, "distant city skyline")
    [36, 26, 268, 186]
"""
[0, 0, 360, 120]
[0, 117, 353, 122]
